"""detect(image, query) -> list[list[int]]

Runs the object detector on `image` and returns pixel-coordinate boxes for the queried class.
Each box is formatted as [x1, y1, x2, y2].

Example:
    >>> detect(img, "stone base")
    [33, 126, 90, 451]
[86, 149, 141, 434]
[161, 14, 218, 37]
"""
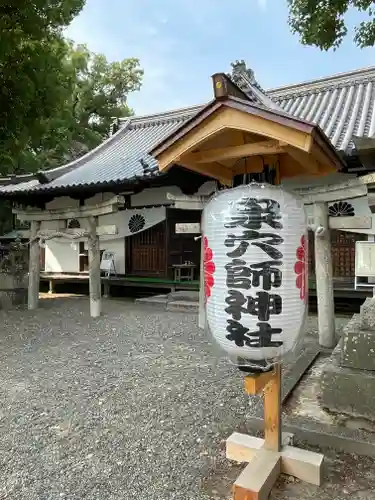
[135, 293, 198, 313]
[0, 289, 27, 309]
[321, 341, 375, 421]
[0, 272, 28, 310]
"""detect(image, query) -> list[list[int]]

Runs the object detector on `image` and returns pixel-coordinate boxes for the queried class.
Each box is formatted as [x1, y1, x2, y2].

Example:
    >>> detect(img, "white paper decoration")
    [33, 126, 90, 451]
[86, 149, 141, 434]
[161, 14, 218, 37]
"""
[202, 182, 308, 372]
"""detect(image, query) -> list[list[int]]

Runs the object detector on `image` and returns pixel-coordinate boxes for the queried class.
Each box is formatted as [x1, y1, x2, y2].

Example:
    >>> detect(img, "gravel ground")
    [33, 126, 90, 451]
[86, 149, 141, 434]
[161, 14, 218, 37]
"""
[0, 296, 372, 500]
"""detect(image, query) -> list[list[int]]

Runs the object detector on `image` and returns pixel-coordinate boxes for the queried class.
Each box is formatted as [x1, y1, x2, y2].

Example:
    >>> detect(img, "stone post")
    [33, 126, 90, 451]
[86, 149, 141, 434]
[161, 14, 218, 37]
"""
[28, 220, 41, 310]
[313, 202, 336, 348]
[198, 233, 206, 330]
[87, 216, 101, 318]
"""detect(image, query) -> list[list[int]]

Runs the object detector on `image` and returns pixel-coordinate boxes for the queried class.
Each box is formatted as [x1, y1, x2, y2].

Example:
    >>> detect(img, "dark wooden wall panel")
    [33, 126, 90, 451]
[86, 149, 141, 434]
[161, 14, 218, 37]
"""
[308, 229, 366, 280]
[126, 221, 167, 277]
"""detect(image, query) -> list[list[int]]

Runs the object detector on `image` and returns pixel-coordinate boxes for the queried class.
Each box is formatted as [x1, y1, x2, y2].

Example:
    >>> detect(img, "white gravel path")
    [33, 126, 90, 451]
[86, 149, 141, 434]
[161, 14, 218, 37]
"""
[0, 297, 250, 500]
[0, 297, 355, 499]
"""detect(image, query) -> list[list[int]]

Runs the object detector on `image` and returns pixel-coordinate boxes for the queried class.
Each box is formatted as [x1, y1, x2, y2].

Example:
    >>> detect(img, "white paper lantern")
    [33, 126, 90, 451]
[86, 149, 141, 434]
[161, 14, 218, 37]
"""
[202, 182, 308, 372]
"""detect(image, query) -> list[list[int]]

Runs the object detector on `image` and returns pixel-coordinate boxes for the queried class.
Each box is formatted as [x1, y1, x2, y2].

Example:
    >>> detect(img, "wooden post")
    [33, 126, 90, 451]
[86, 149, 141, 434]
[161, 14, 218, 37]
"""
[48, 280, 55, 295]
[87, 216, 101, 318]
[228, 364, 324, 499]
[313, 202, 336, 348]
[103, 280, 110, 298]
[28, 220, 41, 310]
[198, 232, 206, 330]
[263, 364, 281, 452]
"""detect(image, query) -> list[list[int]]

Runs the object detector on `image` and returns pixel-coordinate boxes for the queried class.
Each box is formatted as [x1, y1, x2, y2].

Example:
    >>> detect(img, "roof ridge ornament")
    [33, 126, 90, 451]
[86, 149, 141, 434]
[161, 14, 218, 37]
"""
[228, 60, 264, 92]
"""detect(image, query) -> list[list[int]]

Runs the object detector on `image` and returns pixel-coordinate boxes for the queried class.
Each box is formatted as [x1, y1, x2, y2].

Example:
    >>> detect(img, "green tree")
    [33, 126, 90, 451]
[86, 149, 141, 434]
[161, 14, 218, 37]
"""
[288, 0, 375, 50]
[40, 42, 143, 168]
[1, 42, 143, 173]
[0, 1, 86, 174]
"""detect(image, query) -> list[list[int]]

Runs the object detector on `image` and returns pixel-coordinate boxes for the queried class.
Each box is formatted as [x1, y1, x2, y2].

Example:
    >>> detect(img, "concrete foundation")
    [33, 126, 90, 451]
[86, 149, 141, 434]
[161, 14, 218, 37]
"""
[321, 297, 375, 421]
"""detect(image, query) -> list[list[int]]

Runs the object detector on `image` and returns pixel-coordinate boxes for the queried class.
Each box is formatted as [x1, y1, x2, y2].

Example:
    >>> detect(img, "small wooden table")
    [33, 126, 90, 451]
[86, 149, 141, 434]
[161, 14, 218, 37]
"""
[172, 263, 196, 282]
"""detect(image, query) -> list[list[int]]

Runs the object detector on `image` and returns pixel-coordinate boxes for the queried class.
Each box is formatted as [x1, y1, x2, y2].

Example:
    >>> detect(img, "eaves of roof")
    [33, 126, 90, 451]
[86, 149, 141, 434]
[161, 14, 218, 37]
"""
[0, 104, 205, 197]
[150, 95, 343, 172]
[268, 66, 375, 154]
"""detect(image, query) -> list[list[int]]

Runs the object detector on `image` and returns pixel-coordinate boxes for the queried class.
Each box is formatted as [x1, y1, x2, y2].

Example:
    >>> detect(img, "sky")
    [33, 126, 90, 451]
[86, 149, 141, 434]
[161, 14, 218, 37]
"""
[65, 0, 375, 116]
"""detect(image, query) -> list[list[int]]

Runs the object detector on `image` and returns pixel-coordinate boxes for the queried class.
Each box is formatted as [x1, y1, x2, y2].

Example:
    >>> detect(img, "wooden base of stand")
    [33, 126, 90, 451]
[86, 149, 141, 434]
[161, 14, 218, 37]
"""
[227, 365, 324, 500]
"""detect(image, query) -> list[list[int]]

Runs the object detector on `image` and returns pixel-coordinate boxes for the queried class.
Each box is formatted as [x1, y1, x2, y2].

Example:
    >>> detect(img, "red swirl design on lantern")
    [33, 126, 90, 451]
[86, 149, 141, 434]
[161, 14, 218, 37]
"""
[203, 236, 215, 301]
[294, 235, 307, 302]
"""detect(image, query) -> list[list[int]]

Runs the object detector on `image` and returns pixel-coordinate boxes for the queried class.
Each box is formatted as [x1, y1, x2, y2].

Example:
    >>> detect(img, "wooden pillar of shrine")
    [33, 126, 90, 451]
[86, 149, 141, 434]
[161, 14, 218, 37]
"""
[313, 202, 336, 348]
[87, 216, 101, 318]
[28, 220, 41, 310]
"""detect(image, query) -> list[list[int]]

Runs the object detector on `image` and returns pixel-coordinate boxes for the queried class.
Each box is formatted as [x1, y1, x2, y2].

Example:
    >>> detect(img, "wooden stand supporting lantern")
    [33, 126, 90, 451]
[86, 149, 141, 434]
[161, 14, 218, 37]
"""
[227, 367, 324, 499]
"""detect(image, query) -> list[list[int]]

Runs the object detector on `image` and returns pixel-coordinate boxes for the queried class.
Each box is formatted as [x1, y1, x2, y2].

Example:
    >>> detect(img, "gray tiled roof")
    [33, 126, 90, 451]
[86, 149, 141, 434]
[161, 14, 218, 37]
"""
[268, 66, 375, 153]
[0, 105, 204, 195]
[2, 65, 375, 196]
[0, 179, 39, 194]
[44, 107, 201, 190]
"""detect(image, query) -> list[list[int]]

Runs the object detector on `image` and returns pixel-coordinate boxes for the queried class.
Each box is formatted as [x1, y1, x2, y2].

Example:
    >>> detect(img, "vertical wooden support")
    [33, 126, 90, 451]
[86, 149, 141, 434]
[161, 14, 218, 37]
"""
[313, 202, 336, 348]
[103, 280, 110, 298]
[263, 364, 281, 452]
[228, 363, 324, 499]
[87, 216, 101, 318]
[198, 230, 206, 330]
[48, 280, 55, 295]
[28, 220, 41, 310]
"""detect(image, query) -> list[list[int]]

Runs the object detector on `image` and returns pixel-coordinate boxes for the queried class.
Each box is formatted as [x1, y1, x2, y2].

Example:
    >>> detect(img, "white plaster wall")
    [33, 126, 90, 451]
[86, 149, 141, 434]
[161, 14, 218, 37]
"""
[131, 186, 182, 207]
[45, 240, 79, 273]
[46, 197, 79, 210]
[85, 192, 114, 206]
[99, 239, 125, 274]
[40, 220, 63, 230]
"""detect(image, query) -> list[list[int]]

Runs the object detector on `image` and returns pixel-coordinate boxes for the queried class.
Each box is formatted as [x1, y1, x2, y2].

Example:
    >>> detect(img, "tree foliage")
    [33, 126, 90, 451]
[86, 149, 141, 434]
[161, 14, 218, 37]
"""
[288, 0, 375, 50]
[0, 2, 144, 175]
[25, 43, 143, 172]
[0, 1, 86, 173]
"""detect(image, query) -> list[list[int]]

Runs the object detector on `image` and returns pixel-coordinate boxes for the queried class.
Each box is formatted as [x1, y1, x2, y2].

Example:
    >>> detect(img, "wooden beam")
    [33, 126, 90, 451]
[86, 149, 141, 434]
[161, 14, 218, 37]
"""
[227, 433, 324, 488]
[233, 450, 281, 500]
[244, 371, 276, 395]
[156, 107, 312, 172]
[311, 130, 343, 172]
[299, 186, 367, 204]
[37, 225, 118, 239]
[307, 215, 372, 230]
[329, 216, 371, 230]
[232, 156, 265, 175]
[13, 195, 124, 222]
[179, 161, 232, 186]
[182, 140, 283, 164]
[166, 193, 207, 210]
[281, 144, 320, 174]
[263, 364, 281, 452]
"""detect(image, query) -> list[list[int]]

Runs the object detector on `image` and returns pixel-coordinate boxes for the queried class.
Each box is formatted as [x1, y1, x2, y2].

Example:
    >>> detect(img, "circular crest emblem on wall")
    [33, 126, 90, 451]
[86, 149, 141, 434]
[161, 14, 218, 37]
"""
[128, 214, 146, 233]
[68, 218, 81, 229]
[328, 201, 355, 217]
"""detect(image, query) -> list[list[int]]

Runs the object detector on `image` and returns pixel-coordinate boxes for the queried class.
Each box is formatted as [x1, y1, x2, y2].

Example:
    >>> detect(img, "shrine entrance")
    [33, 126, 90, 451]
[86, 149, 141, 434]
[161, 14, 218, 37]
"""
[126, 221, 167, 277]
